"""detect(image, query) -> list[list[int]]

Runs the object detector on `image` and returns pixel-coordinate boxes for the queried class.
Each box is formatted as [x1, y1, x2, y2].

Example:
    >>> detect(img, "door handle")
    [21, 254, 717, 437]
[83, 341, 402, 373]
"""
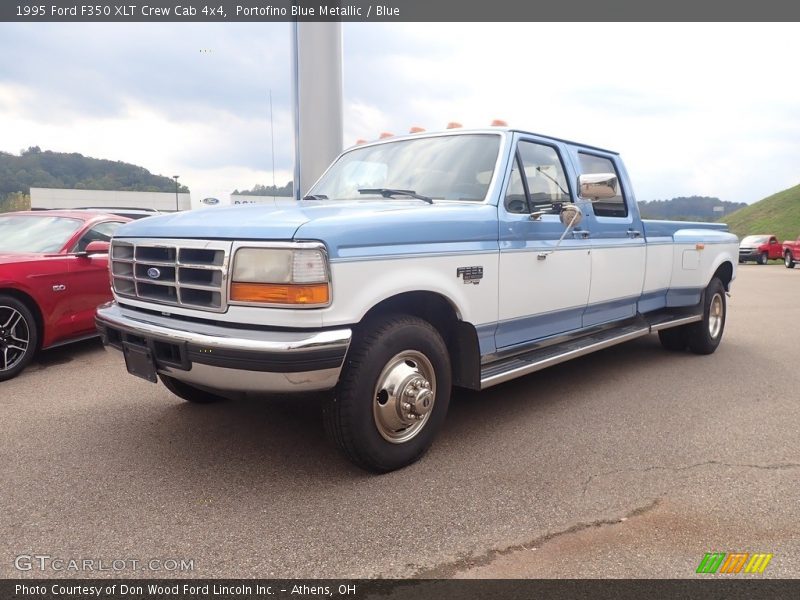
[627, 229, 642, 238]
[572, 230, 590, 239]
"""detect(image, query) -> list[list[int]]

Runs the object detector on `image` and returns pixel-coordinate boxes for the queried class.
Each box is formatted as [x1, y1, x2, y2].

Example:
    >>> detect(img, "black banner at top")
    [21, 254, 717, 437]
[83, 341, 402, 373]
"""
[4, 0, 800, 22]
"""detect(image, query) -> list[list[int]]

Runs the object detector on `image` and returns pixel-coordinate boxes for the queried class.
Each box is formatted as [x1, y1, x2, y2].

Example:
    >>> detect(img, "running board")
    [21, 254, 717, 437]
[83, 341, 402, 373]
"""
[480, 312, 702, 389]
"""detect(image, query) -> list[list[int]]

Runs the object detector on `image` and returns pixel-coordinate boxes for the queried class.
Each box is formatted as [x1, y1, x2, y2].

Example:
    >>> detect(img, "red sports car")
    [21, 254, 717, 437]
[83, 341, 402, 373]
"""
[0, 210, 130, 381]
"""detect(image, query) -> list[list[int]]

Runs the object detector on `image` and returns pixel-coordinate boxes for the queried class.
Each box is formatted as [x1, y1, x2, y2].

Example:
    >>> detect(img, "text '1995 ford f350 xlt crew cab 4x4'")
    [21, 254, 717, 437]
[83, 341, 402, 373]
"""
[96, 128, 738, 472]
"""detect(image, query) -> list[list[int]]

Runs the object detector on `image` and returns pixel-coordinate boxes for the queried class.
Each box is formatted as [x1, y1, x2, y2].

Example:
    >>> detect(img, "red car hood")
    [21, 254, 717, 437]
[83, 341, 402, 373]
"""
[0, 252, 51, 265]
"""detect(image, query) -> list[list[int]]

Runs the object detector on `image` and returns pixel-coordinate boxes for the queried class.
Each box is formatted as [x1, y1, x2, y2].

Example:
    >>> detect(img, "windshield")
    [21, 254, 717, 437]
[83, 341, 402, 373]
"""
[309, 134, 501, 202]
[0, 215, 83, 253]
[741, 235, 768, 245]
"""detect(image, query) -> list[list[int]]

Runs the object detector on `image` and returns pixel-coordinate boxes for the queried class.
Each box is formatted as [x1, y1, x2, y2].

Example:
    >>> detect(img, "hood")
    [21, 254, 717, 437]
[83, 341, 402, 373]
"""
[0, 252, 48, 265]
[114, 204, 312, 240]
[113, 201, 499, 257]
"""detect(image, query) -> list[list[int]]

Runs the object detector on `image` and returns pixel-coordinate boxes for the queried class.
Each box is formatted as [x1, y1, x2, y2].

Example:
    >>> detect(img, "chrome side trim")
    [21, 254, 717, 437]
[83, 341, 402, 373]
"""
[649, 314, 702, 332]
[480, 327, 650, 389]
[481, 318, 633, 365]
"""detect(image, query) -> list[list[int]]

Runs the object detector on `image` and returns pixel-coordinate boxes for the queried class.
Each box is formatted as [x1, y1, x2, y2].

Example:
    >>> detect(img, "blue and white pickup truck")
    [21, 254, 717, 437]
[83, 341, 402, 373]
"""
[96, 128, 738, 472]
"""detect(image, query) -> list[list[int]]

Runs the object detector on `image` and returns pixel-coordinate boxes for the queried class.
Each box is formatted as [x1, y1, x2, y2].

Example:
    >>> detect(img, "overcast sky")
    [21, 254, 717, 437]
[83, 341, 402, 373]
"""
[0, 22, 797, 204]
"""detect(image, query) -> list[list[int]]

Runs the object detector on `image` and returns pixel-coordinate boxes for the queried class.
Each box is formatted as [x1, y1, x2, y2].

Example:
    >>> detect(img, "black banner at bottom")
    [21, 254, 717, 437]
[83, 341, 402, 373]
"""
[3, 579, 800, 600]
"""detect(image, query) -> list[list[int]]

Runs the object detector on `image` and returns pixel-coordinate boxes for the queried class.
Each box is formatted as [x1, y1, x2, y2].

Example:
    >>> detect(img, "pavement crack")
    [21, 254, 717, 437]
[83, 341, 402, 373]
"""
[582, 460, 800, 497]
[412, 498, 661, 578]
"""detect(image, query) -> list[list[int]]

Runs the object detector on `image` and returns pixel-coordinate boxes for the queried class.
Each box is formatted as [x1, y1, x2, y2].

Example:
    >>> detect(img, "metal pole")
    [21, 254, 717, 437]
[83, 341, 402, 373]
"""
[269, 89, 276, 190]
[291, 21, 343, 200]
[173, 175, 179, 212]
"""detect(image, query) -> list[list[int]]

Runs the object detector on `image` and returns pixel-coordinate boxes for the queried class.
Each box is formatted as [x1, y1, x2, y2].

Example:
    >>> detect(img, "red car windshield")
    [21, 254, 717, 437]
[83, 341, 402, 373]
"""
[0, 215, 83, 253]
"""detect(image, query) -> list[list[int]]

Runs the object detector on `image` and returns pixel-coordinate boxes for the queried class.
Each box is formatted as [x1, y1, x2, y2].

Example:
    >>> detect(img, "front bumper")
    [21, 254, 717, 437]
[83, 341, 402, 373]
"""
[95, 302, 351, 393]
[738, 250, 760, 261]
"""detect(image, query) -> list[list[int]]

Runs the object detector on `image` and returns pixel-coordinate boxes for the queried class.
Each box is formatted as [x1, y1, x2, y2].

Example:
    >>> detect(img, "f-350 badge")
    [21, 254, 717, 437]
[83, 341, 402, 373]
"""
[457, 266, 483, 285]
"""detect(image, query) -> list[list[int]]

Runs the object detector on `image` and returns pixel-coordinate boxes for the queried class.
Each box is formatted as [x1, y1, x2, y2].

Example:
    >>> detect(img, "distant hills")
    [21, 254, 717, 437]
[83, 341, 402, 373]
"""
[720, 183, 800, 243]
[233, 182, 293, 197]
[637, 196, 746, 222]
[0, 146, 188, 212]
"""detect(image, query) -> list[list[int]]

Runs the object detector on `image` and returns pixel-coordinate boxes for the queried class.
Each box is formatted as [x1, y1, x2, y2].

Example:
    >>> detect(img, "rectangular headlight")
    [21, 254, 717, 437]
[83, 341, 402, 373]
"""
[230, 246, 330, 306]
[232, 248, 293, 283]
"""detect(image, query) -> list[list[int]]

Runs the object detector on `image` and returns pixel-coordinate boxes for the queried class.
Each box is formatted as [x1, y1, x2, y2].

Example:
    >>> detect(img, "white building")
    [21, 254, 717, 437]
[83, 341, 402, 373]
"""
[30, 187, 191, 212]
[230, 194, 297, 207]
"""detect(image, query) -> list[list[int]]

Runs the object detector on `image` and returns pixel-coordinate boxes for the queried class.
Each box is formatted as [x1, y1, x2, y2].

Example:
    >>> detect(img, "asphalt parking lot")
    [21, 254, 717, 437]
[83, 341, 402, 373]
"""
[2, 265, 799, 579]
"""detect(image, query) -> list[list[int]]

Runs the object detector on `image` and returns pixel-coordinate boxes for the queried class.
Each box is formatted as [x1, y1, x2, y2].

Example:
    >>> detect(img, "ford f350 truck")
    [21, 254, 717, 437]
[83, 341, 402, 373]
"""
[96, 128, 738, 472]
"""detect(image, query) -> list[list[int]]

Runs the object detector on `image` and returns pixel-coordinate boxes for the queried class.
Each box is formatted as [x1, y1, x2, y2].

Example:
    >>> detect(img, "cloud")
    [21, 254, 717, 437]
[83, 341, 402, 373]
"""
[1, 21, 799, 203]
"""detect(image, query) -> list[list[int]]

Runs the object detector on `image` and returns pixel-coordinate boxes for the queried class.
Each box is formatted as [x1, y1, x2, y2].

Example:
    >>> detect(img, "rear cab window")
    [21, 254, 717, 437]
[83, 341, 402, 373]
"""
[578, 152, 627, 218]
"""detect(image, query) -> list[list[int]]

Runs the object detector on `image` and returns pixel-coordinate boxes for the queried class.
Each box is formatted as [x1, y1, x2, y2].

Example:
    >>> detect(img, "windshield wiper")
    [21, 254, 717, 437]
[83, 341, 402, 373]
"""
[358, 188, 433, 204]
[302, 194, 328, 200]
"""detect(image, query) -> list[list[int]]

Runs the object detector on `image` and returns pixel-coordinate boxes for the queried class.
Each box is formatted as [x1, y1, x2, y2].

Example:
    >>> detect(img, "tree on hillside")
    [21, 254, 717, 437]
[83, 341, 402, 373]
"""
[233, 182, 293, 197]
[0, 148, 190, 209]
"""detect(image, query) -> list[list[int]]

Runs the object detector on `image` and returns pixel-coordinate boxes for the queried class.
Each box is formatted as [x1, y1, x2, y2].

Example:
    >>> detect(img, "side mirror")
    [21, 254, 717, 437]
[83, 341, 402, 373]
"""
[578, 173, 618, 200]
[559, 204, 583, 228]
[81, 240, 111, 255]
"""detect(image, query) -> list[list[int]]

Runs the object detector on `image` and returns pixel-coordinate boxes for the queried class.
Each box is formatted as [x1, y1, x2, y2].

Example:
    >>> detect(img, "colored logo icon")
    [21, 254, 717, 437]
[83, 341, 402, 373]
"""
[696, 552, 773, 574]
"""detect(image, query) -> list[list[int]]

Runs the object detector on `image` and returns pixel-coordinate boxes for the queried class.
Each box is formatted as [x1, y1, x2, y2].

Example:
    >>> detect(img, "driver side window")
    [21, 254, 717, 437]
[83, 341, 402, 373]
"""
[72, 221, 123, 253]
[504, 141, 571, 215]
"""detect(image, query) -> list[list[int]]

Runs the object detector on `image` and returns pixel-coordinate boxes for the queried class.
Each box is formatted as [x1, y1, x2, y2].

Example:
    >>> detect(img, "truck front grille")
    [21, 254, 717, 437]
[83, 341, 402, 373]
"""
[111, 238, 232, 312]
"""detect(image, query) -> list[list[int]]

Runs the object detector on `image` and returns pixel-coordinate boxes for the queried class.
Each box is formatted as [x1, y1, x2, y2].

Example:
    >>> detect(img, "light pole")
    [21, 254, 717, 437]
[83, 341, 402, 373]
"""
[172, 175, 180, 212]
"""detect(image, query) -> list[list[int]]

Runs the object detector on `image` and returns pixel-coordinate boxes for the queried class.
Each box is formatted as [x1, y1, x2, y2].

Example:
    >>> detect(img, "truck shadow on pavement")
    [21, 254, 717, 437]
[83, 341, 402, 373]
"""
[98, 334, 758, 488]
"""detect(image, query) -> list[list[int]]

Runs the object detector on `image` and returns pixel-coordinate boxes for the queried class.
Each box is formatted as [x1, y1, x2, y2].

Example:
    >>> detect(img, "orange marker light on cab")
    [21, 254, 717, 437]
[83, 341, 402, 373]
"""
[446, 122, 463, 129]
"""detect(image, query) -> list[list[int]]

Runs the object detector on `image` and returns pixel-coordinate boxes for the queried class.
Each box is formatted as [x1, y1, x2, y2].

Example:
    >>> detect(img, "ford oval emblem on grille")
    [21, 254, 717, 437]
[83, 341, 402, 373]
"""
[147, 267, 161, 280]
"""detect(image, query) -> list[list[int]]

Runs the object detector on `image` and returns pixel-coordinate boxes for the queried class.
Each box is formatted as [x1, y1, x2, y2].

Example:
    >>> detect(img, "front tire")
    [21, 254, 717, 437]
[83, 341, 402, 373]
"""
[0, 295, 39, 382]
[159, 374, 227, 403]
[686, 278, 726, 355]
[786, 251, 796, 269]
[323, 315, 451, 473]
[758, 252, 768, 265]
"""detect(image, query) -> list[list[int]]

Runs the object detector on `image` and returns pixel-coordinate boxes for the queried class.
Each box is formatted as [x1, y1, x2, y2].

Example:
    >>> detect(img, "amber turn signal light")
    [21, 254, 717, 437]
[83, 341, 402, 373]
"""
[230, 282, 330, 305]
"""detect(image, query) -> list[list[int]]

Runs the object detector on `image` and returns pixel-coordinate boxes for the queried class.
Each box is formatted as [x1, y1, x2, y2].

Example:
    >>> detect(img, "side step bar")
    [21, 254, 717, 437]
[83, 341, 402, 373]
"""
[480, 312, 702, 389]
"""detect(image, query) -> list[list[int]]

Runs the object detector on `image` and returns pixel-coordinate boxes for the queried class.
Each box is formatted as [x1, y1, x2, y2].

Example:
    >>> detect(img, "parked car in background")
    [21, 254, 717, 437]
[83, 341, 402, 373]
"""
[0, 210, 129, 381]
[738, 234, 782, 264]
[783, 236, 800, 269]
[72, 207, 162, 220]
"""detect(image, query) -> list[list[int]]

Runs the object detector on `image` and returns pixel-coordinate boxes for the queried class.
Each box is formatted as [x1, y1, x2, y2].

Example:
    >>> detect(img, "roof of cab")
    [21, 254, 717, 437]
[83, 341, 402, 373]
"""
[349, 127, 619, 155]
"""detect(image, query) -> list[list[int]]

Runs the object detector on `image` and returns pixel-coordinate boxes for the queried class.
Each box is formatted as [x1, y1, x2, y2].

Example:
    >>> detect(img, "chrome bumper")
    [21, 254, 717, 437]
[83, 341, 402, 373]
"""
[95, 302, 351, 393]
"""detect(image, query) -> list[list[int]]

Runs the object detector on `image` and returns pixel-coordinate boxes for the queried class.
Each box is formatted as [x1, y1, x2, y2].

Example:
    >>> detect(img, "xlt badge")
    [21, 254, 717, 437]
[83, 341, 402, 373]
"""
[457, 266, 483, 284]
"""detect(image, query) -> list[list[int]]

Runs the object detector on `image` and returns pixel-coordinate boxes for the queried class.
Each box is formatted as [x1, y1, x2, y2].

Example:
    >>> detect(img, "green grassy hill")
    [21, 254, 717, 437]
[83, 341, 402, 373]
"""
[0, 146, 189, 212]
[720, 183, 800, 243]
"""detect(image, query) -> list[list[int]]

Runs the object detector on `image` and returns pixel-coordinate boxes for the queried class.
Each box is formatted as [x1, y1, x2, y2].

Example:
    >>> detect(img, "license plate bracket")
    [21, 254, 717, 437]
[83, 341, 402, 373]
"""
[123, 342, 158, 383]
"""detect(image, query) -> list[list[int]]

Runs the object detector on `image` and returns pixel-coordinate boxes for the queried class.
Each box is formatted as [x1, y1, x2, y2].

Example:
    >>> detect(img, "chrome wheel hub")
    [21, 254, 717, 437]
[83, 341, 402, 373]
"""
[708, 293, 724, 339]
[373, 350, 436, 444]
[0, 306, 30, 372]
